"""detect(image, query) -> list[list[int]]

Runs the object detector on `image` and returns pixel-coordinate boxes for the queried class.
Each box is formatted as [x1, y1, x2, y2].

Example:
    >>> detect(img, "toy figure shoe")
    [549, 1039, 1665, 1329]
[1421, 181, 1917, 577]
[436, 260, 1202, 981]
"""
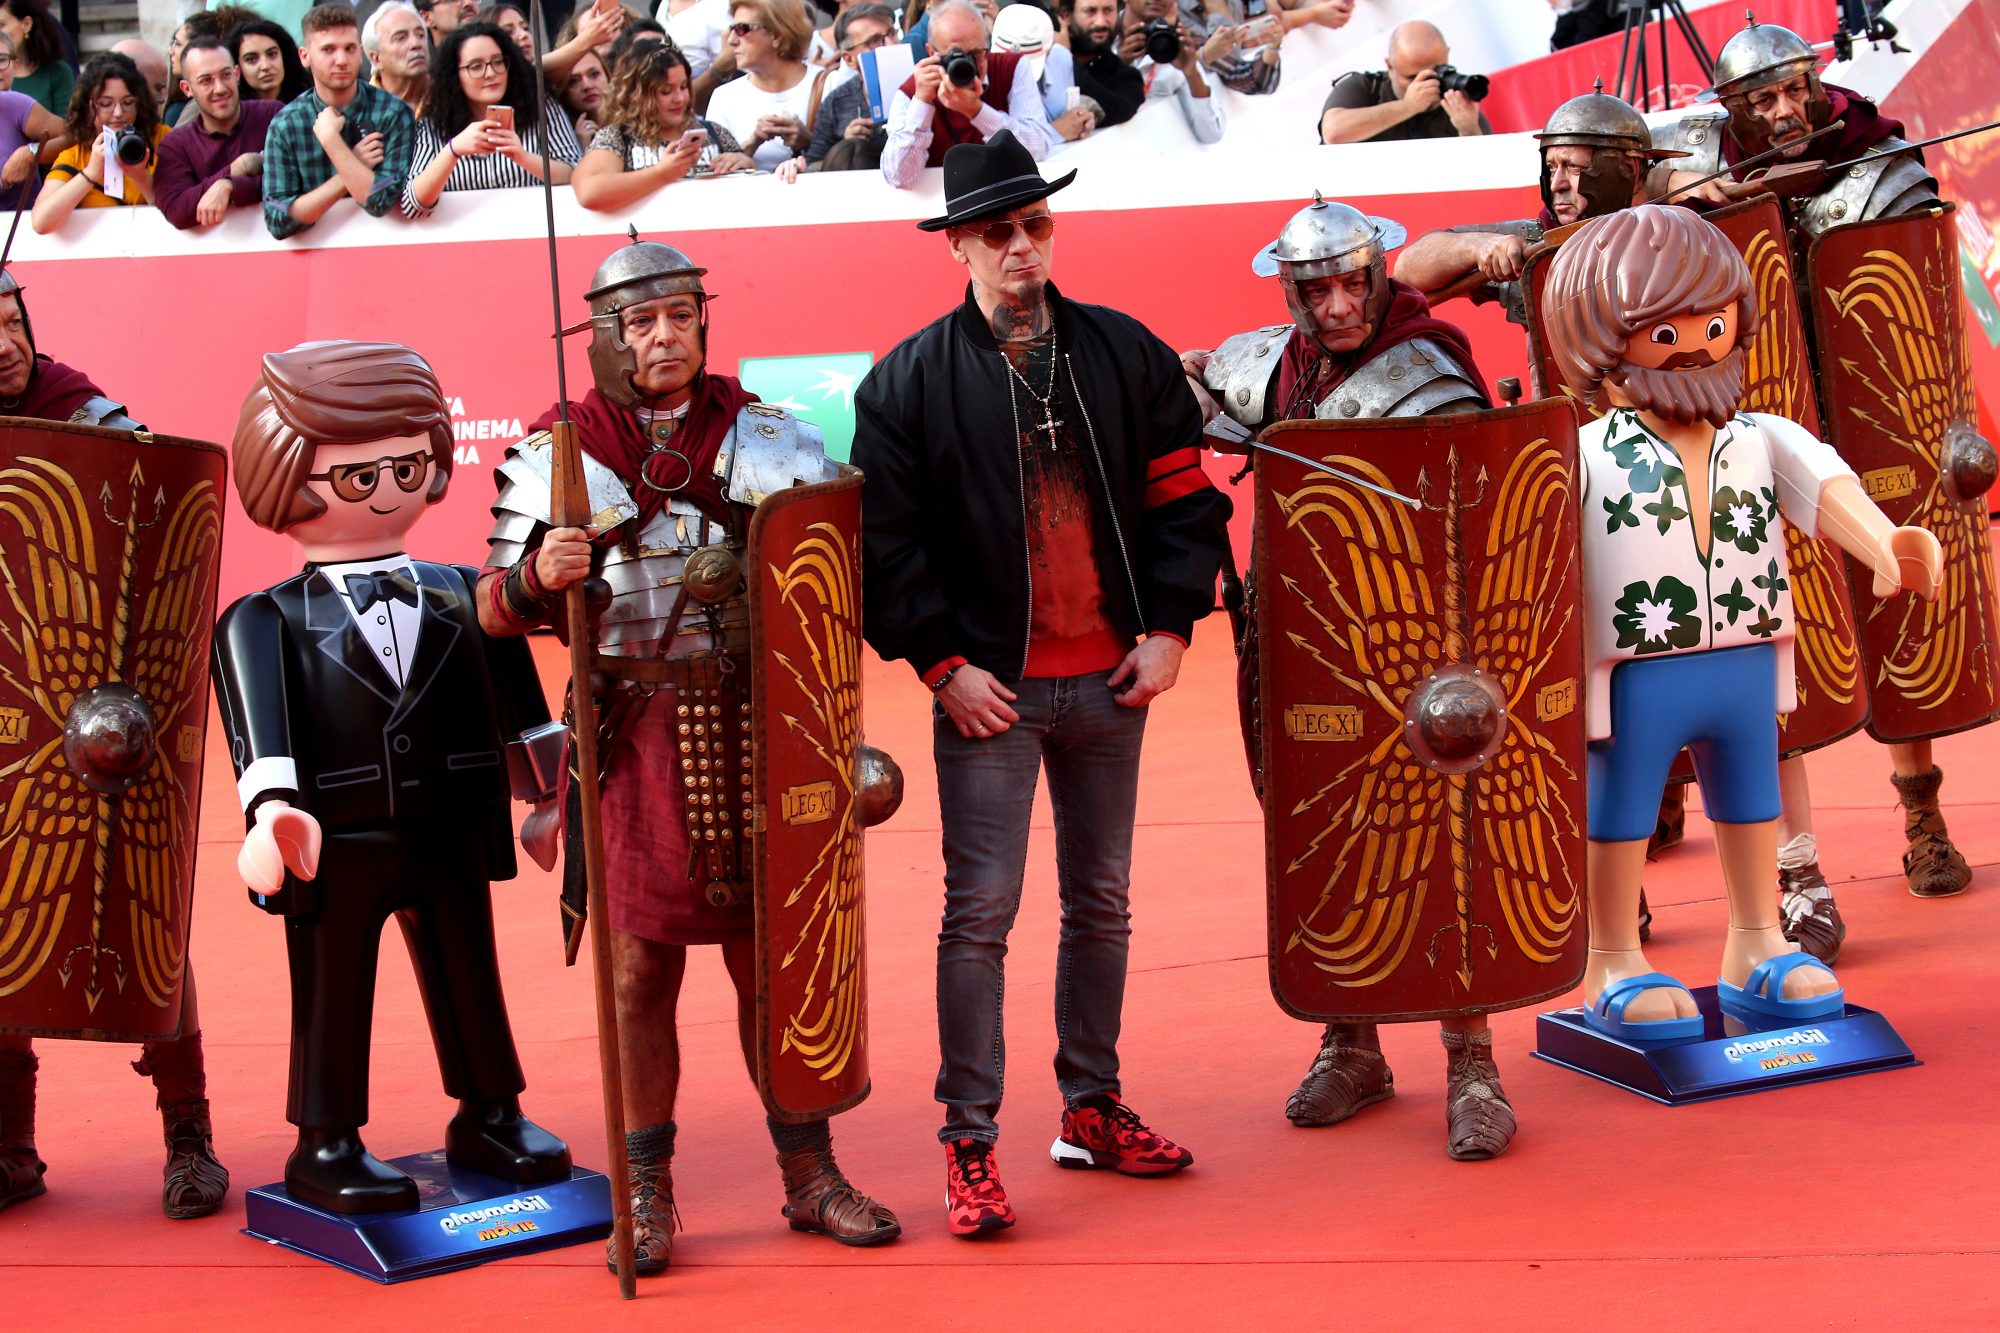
[1584, 973, 1705, 1042]
[445, 1098, 573, 1185]
[1716, 953, 1844, 1028]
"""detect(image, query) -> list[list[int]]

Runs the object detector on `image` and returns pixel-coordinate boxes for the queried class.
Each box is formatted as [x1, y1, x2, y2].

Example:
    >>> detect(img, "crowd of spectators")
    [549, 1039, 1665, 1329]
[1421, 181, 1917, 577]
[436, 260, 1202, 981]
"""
[1, 0, 1589, 236]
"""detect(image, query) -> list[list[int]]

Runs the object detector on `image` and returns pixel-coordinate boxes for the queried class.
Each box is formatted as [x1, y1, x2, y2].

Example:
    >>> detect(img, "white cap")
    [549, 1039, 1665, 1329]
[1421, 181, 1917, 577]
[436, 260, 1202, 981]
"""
[990, 4, 1054, 56]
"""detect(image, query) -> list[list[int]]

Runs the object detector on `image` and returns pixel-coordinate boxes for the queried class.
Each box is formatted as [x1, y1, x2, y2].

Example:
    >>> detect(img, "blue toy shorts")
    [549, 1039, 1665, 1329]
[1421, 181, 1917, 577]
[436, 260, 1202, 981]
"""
[1586, 643, 1782, 842]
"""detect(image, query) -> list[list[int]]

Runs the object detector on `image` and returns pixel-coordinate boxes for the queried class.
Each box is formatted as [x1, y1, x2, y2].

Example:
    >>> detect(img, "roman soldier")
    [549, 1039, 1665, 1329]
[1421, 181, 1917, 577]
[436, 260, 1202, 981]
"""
[1184, 199, 1526, 1162]
[478, 238, 898, 1273]
[0, 267, 229, 1219]
[1399, 83, 1685, 327]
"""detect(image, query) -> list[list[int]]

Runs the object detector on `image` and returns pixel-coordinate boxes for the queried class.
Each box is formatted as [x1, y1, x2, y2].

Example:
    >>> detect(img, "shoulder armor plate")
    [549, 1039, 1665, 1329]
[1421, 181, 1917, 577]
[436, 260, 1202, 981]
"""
[720, 403, 833, 507]
[1795, 143, 1939, 235]
[1650, 111, 1725, 191]
[1203, 326, 1290, 429]
[493, 429, 641, 533]
[1314, 337, 1484, 421]
[68, 395, 137, 430]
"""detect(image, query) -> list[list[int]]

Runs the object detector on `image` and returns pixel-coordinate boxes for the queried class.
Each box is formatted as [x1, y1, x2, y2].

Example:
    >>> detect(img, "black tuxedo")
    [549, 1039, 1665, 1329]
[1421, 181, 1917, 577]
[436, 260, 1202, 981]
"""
[212, 561, 551, 1128]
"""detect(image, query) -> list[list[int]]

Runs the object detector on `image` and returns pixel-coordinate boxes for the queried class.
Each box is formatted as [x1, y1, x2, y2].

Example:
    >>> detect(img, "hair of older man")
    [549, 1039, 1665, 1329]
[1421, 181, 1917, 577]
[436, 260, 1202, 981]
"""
[835, 1, 897, 47]
[926, 0, 987, 39]
[232, 341, 453, 534]
[1542, 203, 1758, 409]
[364, 1, 426, 55]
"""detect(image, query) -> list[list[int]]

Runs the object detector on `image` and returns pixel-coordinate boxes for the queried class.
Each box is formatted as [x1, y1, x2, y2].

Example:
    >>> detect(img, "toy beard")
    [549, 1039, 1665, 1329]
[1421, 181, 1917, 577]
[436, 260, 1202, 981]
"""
[1606, 345, 1746, 429]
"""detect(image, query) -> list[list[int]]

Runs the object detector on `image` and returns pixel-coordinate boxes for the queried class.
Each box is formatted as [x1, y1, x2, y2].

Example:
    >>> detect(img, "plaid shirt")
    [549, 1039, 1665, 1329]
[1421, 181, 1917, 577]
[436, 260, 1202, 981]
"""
[262, 82, 416, 239]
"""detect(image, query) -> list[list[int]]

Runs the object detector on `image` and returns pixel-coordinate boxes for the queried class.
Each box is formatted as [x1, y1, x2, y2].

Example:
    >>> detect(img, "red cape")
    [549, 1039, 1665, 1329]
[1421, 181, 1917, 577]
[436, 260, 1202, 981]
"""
[1721, 86, 1907, 173]
[5, 357, 105, 423]
[1273, 280, 1492, 415]
[530, 373, 758, 528]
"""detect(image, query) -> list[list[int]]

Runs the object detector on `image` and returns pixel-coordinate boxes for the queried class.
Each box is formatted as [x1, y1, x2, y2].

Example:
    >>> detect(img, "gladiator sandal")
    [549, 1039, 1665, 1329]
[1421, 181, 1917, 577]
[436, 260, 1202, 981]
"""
[611, 1122, 678, 1277]
[1778, 833, 1846, 965]
[0, 1044, 46, 1211]
[1285, 1023, 1393, 1127]
[134, 1031, 228, 1219]
[1646, 784, 1686, 860]
[1441, 1027, 1516, 1162]
[771, 1117, 901, 1247]
[1892, 767, 1973, 899]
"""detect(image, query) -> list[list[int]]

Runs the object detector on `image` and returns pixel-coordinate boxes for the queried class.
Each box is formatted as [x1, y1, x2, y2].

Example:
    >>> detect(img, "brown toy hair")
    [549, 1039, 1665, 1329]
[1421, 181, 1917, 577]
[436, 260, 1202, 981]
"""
[232, 341, 453, 534]
[1542, 203, 1759, 408]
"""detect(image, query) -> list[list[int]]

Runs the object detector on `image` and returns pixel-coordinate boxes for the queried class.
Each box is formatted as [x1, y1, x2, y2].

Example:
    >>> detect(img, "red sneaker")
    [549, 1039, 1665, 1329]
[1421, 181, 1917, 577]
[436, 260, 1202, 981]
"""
[1051, 1095, 1194, 1176]
[944, 1138, 1015, 1238]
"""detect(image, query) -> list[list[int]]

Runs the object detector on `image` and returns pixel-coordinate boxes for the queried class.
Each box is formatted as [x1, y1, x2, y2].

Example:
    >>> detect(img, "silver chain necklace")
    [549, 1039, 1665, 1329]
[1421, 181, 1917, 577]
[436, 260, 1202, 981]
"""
[1004, 337, 1064, 451]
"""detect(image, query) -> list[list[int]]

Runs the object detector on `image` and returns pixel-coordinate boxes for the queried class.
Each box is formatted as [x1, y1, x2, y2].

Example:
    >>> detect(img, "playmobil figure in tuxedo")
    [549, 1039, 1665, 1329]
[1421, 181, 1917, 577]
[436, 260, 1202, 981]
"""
[211, 340, 572, 1215]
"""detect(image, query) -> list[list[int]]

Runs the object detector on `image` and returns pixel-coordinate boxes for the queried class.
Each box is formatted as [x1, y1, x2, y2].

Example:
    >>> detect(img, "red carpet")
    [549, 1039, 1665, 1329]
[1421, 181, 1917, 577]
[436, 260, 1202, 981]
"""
[7, 634, 1998, 1327]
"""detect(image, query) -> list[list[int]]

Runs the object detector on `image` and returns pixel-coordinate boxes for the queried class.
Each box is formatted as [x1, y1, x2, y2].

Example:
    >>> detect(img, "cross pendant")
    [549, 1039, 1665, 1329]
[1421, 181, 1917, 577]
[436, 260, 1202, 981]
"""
[1035, 411, 1063, 449]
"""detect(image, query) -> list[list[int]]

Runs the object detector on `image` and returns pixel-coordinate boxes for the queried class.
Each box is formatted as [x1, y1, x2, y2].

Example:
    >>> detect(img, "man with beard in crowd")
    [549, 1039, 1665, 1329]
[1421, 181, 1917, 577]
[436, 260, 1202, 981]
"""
[1182, 196, 1518, 1162]
[155, 36, 281, 229]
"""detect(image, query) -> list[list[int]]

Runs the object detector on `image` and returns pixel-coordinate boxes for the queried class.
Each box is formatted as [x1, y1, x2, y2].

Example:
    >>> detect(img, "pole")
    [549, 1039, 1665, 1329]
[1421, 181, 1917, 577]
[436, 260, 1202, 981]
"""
[525, 0, 637, 1298]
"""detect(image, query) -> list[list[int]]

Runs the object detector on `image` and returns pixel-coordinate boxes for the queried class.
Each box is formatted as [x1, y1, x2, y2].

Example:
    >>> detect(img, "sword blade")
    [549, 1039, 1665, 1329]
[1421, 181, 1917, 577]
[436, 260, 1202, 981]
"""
[1250, 441, 1421, 508]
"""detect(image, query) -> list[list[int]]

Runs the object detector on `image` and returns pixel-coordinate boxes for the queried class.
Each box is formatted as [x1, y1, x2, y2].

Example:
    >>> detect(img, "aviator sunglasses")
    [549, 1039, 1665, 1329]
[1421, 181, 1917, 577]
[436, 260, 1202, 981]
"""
[955, 214, 1056, 248]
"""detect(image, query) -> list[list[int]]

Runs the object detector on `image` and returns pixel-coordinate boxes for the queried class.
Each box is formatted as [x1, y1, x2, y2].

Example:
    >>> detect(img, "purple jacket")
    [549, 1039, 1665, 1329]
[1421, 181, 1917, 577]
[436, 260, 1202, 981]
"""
[154, 99, 282, 230]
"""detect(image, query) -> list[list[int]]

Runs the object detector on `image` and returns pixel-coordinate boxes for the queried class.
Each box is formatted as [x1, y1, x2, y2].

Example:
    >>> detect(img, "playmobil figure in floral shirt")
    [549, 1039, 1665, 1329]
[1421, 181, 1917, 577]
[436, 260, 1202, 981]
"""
[1544, 204, 1941, 1038]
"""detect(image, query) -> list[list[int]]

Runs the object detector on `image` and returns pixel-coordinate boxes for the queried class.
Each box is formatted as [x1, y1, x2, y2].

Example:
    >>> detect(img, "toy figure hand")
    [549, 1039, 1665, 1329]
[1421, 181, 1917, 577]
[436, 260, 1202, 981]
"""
[239, 800, 322, 894]
[519, 797, 561, 872]
[1874, 524, 1943, 600]
[1107, 634, 1184, 707]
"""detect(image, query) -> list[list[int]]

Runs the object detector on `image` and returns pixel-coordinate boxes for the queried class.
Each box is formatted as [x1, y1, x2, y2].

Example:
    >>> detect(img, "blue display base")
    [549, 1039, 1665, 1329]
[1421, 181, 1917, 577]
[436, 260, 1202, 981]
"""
[1533, 986, 1918, 1104]
[243, 1150, 611, 1283]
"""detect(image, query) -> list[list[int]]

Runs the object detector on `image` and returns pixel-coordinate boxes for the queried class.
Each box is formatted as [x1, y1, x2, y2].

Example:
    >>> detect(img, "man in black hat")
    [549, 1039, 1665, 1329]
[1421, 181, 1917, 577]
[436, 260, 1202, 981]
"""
[852, 129, 1231, 1239]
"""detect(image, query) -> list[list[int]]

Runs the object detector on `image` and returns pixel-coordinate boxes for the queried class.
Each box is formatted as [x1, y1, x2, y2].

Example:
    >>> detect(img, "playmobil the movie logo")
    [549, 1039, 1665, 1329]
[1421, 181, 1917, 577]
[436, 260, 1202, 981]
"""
[1722, 1028, 1832, 1070]
[438, 1194, 554, 1242]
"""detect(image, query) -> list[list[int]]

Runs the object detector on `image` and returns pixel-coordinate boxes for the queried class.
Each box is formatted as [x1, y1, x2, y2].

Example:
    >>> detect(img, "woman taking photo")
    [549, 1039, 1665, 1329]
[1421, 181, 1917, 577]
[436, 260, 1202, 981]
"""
[571, 40, 753, 212]
[231, 18, 312, 106]
[403, 21, 581, 218]
[32, 52, 167, 232]
[702, 0, 815, 171]
[0, 0, 70, 116]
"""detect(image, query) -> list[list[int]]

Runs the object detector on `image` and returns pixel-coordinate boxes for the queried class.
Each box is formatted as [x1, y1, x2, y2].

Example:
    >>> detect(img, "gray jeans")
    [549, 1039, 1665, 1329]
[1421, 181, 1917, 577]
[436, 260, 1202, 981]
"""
[932, 669, 1148, 1143]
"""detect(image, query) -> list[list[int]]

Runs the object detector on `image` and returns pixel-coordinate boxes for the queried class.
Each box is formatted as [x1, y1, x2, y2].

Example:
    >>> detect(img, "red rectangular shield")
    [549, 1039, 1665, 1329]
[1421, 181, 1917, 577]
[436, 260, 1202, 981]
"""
[747, 468, 871, 1122]
[1807, 204, 2000, 743]
[0, 420, 226, 1042]
[1255, 400, 1586, 1022]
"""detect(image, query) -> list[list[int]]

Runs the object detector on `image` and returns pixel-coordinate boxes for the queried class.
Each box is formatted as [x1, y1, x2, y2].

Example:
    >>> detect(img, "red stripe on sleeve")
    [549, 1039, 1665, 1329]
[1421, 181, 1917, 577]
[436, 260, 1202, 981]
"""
[1147, 447, 1203, 481]
[1145, 467, 1214, 509]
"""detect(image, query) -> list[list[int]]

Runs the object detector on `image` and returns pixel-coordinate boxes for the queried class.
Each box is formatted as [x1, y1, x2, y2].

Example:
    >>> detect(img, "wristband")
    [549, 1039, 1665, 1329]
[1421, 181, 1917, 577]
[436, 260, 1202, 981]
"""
[501, 556, 555, 626]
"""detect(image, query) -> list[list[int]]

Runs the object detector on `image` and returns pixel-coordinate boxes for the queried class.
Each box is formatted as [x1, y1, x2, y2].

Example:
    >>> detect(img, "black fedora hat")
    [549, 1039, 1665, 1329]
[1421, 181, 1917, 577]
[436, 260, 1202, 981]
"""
[916, 129, 1076, 232]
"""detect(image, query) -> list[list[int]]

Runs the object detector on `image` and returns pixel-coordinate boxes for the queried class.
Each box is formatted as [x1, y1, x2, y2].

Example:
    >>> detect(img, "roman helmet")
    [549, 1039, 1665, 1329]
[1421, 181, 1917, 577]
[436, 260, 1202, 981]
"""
[580, 232, 710, 409]
[1534, 80, 1685, 220]
[1251, 194, 1406, 344]
[1709, 15, 1830, 157]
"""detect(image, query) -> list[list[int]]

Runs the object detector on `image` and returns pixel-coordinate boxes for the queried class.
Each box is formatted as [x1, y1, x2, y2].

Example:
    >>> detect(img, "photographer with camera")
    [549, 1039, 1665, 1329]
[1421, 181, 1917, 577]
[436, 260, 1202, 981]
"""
[32, 52, 168, 233]
[881, 0, 1053, 190]
[1114, 0, 1222, 143]
[1319, 20, 1489, 145]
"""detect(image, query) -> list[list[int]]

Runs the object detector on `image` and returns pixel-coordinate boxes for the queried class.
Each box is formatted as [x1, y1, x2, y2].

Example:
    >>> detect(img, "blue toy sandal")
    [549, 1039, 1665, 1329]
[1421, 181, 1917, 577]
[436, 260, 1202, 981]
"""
[1585, 972, 1705, 1043]
[1717, 953, 1845, 1028]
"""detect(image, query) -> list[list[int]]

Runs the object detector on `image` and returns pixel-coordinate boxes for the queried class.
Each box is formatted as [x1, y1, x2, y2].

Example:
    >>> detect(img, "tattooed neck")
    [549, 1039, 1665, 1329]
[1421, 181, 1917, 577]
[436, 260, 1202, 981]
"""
[984, 288, 1051, 343]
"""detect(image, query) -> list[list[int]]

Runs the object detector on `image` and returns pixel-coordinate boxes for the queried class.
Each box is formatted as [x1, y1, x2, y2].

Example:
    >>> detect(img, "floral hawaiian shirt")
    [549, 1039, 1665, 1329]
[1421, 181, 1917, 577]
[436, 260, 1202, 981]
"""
[1577, 408, 1855, 740]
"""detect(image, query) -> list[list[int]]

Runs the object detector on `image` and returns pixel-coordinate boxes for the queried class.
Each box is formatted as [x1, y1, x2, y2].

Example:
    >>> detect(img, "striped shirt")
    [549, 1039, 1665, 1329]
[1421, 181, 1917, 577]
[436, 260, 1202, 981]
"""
[401, 101, 583, 218]
[585, 119, 741, 177]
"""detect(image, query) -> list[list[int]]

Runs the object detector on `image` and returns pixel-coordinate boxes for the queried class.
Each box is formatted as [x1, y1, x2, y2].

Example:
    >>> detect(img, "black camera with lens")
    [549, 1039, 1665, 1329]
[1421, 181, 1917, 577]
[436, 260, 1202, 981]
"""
[940, 47, 980, 88]
[113, 127, 151, 165]
[1142, 18, 1180, 64]
[1432, 64, 1489, 102]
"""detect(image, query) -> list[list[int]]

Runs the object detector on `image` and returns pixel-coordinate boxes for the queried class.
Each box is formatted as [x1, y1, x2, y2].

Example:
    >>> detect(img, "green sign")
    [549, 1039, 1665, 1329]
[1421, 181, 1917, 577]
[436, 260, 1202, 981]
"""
[736, 351, 876, 462]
